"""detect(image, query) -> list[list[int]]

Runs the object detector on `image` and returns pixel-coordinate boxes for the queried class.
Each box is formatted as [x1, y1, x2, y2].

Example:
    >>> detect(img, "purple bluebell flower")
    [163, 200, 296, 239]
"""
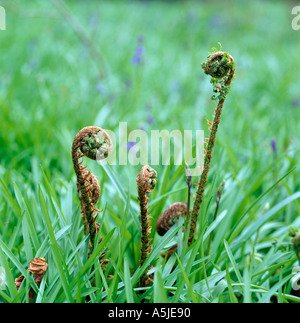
[95, 83, 107, 94]
[127, 141, 138, 158]
[127, 141, 136, 151]
[271, 138, 277, 159]
[216, 181, 225, 205]
[292, 98, 299, 108]
[131, 35, 145, 66]
[131, 46, 144, 65]
[146, 115, 155, 125]
[271, 138, 277, 154]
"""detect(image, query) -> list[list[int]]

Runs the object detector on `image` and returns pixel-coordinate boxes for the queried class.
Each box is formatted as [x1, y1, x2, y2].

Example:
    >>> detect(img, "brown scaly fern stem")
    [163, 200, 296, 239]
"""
[187, 51, 235, 246]
[136, 165, 157, 287]
[72, 126, 112, 256]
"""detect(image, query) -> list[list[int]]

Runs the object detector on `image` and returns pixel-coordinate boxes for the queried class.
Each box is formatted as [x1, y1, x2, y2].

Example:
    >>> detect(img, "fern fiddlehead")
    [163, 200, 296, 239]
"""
[72, 126, 112, 250]
[154, 51, 235, 251]
[156, 202, 187, 236]
[187, 51, 235, 246]
[15, 257, 48, 302]
[136, 165, 157, 286]
[156, 202, 187, 258]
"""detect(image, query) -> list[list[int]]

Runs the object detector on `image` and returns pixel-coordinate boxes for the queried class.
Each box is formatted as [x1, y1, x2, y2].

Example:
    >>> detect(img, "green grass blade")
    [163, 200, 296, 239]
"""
[39, 187, 74, 303]
[123, 257, 134, 303]
[224, 240, 243, 283]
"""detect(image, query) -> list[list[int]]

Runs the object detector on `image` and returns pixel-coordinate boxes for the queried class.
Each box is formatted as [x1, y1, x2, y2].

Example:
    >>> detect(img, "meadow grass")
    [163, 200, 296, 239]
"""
[0, 0, 300, 303]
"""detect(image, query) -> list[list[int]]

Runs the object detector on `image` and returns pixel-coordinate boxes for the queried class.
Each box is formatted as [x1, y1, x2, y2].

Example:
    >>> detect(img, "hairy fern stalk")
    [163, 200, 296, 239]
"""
[154, 50, 235, 252]
[72, 126, 112, 258]
[136, 165, 157, 287]
[188, 51, 235, 245]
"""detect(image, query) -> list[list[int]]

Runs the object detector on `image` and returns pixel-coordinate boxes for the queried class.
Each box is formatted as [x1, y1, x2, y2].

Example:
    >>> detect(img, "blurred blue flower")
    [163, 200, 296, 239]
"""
[131, 35, 145, 66]
[146, 115, 155, 125]
[271, 138, 277, 155]
[216, 181, 225, 205]
[127, 141, 138, 158]
[271, 138, 278, 160]
[170, 81, 182, 92]
[127, 141, 136, 151]
[292, 98, 299, 108]
[95, 83, 107, 94]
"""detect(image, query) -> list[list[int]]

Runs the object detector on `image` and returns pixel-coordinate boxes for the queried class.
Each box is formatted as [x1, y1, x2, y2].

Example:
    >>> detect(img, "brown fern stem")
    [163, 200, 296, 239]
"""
[188, 51, 235, 246]
[72, 126, 112, 251]
[136, 165, 157, 287]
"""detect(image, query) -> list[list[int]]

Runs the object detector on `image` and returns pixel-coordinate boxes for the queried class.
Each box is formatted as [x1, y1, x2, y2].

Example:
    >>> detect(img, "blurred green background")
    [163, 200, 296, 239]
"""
[0, 0, 299, 182]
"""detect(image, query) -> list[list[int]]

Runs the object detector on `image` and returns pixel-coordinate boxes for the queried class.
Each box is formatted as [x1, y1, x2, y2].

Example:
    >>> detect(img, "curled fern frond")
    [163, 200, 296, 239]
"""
[188, 50, 235, 246]
[72, 126, 112, 249]
[15, 257, 48, 302]
[202, 51, 234, 79]
[156, 202, 187, 236]
[136, 165, 157, 287]
[156, 202, 187, 259]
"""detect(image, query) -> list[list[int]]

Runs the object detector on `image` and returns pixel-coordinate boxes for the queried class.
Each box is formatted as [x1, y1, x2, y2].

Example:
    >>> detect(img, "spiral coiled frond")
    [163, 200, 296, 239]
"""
[202, 51, 235, 80]
[15, 257, 48, 302]
[72, 126, 112, 249]
[156, 202, 188, 259]
[156, 202, 187, 236]
[188, 50, 235, 246]
[136, 165, 157, 287]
